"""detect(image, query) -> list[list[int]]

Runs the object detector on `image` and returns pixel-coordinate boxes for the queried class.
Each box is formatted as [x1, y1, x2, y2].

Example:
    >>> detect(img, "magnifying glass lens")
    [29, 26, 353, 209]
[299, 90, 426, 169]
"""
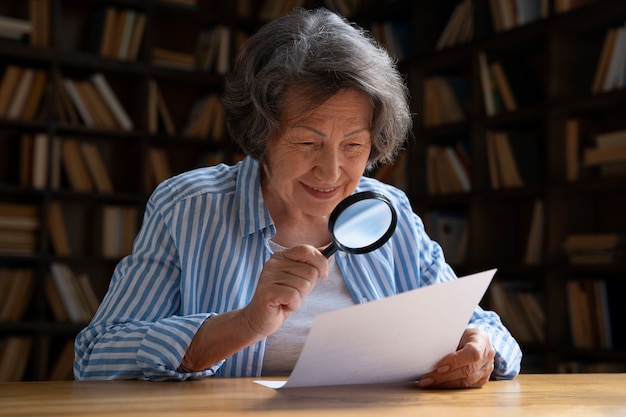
[322, 191, 397, 257]
[333, 199, 393, 248]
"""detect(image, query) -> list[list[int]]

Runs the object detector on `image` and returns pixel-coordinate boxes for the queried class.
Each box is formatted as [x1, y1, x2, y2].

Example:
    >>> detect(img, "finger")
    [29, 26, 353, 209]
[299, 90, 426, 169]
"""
[277, 245, 329, 280]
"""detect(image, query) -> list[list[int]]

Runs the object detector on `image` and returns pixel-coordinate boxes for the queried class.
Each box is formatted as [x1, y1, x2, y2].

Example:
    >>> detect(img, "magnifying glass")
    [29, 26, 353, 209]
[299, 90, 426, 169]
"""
[321, 191, 397, 258]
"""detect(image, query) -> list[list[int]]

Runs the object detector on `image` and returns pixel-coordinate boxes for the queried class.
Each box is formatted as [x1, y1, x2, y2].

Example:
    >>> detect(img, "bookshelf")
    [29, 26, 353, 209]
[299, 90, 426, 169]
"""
[0, 0, 267, 381]
[0, 0, 416, 383]
[410, 0, 626, 373]
[5, 0, 623, 381]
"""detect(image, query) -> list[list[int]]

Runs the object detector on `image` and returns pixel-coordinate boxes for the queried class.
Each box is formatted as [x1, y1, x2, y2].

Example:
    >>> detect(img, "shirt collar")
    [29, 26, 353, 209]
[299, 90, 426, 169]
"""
[236, 156, 275, 238]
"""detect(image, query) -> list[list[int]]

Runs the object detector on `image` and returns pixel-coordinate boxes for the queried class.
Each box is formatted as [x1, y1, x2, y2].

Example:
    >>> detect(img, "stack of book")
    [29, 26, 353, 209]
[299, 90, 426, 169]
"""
[0, 203, 39, 255]
[583, 128, 626, 177]
[562, 233, 625, 265]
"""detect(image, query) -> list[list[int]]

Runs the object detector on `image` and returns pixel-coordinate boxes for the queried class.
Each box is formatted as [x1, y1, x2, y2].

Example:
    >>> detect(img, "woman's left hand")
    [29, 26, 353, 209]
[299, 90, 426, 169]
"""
[418, 328, 495, 389]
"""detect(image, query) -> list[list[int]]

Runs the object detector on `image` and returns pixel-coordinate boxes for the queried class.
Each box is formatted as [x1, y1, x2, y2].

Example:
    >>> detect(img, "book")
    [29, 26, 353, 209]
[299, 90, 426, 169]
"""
[478, 52, 496, 116]
[490, 130, 524, 187]
[0, 65, 22, 116]
[0, 337, 32, 381]
[489, 60, 517, 112]
[49, 263, 92, 323]
[116, 10, 136, 60]
[61, 139, 94, 192]
[29, 0, 51, 47]
[151, 47, 195, 71]
[583, 143, 626, 166]
[80, 142, 113, 194]
[91, 73, 134, 131]
[99, 7, 118, 58]
[21, 69, 47, 120]
[436, 0, 473, 50]
[601, 25, 626, 92]
[0, 269, 34, 322]
[47, 201, 72, 256]
[126, 12, 146, 61]
[48, 340, 75, 380]
[63, 78, 95, 127]
[75, 80, 117, 129]
[592, 27, 619, 93]
[147, 147, 172, 188]
[562, 233, 625, 252]
[565, 119, 580, 181]
[31, 132, 49, 190]
[7, 68, 35, 119]
[0, 15, 31, 40]
[524, 199, 544, 265]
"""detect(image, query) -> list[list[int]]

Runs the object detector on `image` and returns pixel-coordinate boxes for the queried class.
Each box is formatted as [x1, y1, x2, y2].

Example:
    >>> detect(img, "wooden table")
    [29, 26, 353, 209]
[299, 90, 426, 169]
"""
[1, 373, 625, 416]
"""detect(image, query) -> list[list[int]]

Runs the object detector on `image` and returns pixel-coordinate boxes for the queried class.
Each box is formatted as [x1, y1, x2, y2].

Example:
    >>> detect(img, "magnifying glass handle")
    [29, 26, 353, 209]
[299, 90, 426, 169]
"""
[321, 244, 337, 258]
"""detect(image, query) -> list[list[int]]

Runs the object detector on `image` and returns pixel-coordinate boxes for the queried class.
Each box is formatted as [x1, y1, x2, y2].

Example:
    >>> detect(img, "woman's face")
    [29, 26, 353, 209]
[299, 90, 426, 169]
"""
[262, 88, 373, 219]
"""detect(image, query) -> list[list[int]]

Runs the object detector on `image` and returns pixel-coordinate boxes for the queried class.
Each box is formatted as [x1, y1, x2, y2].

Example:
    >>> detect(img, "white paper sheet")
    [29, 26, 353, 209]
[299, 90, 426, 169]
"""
[255, 269, 496, 389]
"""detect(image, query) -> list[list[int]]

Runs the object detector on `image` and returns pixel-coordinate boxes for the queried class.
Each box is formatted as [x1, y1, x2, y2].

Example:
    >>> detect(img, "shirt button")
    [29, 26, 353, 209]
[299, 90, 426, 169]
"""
[360, 298, 368, 304]
[338, 251, 346, 258]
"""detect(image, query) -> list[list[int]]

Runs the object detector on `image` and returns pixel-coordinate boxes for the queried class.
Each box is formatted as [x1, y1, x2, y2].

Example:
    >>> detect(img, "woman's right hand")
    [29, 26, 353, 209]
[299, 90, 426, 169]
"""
[241, 244, 329, 337]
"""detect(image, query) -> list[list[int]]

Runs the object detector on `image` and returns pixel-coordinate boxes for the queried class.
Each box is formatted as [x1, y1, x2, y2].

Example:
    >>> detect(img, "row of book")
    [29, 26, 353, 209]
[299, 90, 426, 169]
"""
[562, 233, 625, 266]
[592, 21, 626, 93]
[422, 76, 469, 127]
[59, 72, 133, 131]
[485, 129, 544, 189]
[1, 65, 227, 140]
[435, 0, 475, 50]
[0, 0, 49, 47]
[0, 262, 101, 381]
[0, 336, 75, 381]
[20, 135, 115, 194]
[0, 263, 99, 326]
[487, 0, 547, 33]
[0, 269, 34, 322]
[154, 25, 248, 75]
[0, 65, 48, 121]
[478, 52, 519, 116]
[425, 143, 471, 195]
[566, 278, 624, 350]
[91, 7, 146, 62]
[0, 203, 38, 256]
[489, 281, 545, 345]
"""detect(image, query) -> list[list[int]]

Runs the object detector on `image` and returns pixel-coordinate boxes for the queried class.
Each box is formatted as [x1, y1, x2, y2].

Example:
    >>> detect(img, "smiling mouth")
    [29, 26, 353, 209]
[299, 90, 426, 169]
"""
[310, 187, 337, 193]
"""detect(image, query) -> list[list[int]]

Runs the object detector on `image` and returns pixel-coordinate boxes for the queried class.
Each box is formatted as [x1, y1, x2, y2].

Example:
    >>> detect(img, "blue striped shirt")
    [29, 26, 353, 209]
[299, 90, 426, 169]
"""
[74, 156, 522, 381]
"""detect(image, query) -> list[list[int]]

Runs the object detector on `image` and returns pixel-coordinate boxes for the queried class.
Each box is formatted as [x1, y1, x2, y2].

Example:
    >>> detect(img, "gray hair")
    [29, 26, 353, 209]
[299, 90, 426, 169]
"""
[223, 7, 412, 170]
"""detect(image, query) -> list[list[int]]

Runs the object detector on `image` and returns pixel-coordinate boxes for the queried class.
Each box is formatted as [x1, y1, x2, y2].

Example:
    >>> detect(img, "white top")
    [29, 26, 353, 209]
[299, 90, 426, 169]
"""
[262, 240, 355, 376]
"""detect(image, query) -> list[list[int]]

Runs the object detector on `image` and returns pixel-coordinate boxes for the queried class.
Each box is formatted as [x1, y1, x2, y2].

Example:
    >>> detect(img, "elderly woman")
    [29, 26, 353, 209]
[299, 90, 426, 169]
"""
[74, 8, 521, 387]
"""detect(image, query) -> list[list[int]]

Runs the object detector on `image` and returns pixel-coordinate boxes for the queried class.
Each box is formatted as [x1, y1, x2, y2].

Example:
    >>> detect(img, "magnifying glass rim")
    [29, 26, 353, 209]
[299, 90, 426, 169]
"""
[328, 190, 398, 255]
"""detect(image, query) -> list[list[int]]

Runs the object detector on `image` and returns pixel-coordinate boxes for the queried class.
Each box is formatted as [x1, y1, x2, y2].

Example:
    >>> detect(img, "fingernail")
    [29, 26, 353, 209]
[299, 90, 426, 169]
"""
[437, 365, 450, 373]
[420, 378, 433, 387]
